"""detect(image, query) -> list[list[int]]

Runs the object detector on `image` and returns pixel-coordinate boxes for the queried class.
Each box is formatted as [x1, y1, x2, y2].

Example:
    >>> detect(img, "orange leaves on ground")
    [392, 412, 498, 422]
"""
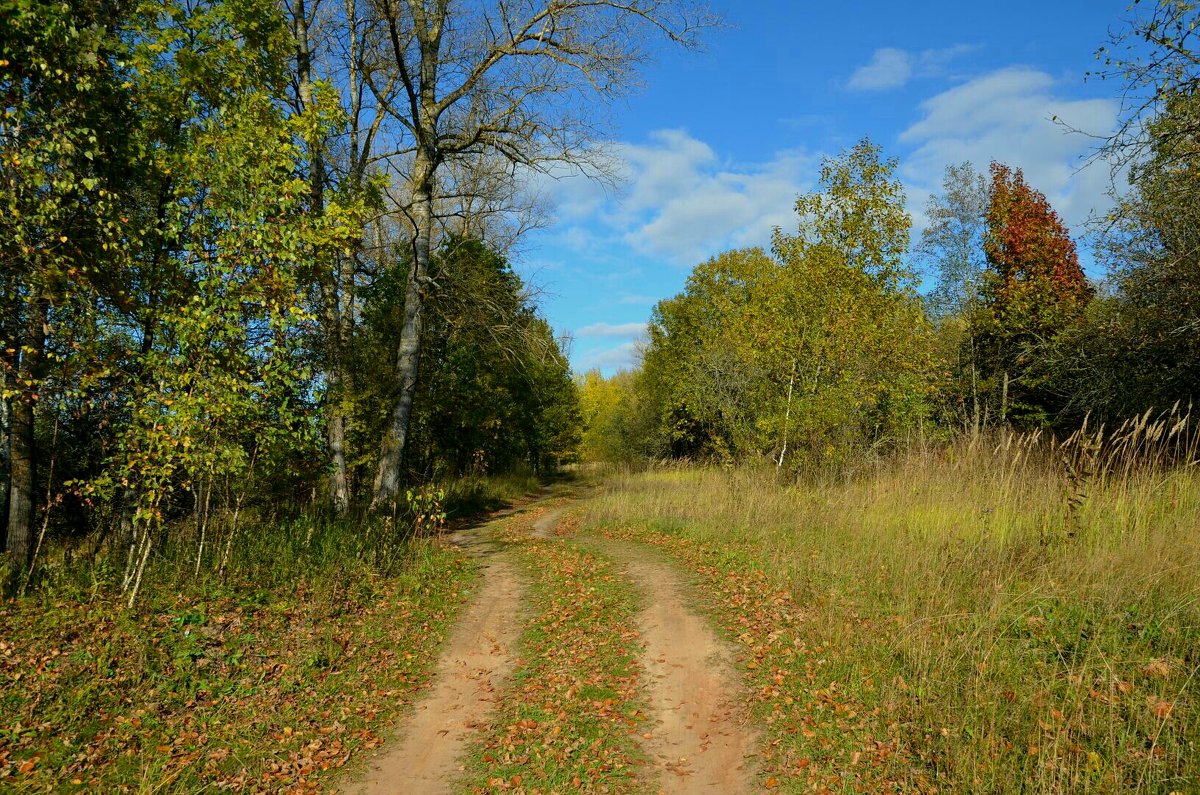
[0, 547, 476, 791]
[471, 538, 645, 794]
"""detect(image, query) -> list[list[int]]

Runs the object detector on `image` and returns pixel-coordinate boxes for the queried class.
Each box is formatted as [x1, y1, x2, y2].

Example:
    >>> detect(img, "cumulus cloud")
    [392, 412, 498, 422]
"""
[848, 48, 914, 91]
[899, 66, 1120, 231]
[848, 45, 976, 91]
[576, 321, 648, 338]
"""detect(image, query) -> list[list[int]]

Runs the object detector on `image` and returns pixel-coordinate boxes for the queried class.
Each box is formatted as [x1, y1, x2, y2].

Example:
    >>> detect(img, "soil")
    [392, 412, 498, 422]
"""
[618, 545, 760, 793]
[343, 540, 524, 794]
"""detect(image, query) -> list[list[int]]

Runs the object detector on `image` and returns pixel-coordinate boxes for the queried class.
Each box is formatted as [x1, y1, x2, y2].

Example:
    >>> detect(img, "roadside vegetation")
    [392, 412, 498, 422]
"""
[0, 517, 477, 790]
[584, 419, 1200, 793]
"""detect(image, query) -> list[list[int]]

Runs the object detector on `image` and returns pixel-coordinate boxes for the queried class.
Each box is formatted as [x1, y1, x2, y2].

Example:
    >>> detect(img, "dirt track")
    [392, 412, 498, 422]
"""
[345, 551, 523, 794]
[345, 495, 758, 793]
[619, 547, 759, 793]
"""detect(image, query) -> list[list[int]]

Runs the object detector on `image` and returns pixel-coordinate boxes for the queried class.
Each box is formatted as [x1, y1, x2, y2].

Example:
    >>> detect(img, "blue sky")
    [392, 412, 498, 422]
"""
[512, 1, 1135, 375]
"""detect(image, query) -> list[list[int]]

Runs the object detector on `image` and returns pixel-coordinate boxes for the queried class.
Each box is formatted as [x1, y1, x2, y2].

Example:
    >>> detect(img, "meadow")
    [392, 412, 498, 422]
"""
[582, 416, 1200, 793]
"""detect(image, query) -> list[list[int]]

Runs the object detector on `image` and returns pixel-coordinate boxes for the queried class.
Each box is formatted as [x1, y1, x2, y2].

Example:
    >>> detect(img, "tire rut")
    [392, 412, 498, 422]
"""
[344, 534, 524, 794]
[617, 544, 760, 793]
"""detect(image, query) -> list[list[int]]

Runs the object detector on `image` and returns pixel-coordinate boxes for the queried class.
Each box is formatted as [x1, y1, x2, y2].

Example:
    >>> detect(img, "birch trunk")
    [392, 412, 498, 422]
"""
[293, 0, 351, 513]
[372, 150, 435, 510]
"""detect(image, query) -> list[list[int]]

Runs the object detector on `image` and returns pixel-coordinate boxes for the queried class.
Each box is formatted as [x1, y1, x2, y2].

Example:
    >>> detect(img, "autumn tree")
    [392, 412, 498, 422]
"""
[976, 163, 1091, 425]
[365, 0, 714, 510]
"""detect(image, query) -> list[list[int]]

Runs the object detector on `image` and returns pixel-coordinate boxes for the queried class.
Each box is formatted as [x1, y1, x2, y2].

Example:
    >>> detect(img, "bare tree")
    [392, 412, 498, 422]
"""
[1091, 0, 1200, 169]
[365, 0, 716, 510]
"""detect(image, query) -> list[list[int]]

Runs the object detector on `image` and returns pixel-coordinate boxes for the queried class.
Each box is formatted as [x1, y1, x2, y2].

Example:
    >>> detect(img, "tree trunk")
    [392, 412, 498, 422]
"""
[293, 0, 351, 514]
[1000, 370, 1010, 426]
[5, 297, 45, 569]
[0, 366, 10, 552]
[372, 151, 435, 511]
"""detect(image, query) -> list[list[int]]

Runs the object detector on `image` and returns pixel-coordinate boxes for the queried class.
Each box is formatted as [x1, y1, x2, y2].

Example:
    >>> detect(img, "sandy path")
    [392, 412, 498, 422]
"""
[618, 547, 759, 793]
[346, 546, 523, 794]
[530, 507, 563, 539]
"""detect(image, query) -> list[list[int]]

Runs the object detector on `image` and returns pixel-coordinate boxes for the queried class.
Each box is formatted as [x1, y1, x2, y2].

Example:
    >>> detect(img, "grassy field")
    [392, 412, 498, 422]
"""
[582, 427, 1200, 793]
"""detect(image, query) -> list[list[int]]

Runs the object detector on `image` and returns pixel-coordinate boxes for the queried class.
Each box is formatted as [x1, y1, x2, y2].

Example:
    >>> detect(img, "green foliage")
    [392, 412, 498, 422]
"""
[919, 161, 989, 320]
[353, 237, 580, 483]
[1053, 89, 1200, 420]
[635, 139, 933, 470]
[577, 369, 646, 464]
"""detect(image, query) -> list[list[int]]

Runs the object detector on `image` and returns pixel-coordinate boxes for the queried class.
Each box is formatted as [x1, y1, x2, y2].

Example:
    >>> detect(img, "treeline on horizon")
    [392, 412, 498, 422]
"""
[578, 64, 1200, 470]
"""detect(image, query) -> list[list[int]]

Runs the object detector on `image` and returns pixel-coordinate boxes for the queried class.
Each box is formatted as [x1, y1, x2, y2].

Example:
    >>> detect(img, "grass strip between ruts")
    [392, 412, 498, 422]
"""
[466, 517, 647, 794]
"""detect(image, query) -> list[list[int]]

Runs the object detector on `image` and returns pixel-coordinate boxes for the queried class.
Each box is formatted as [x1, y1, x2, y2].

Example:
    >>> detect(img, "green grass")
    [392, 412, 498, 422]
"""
[582, 434, 1200, 794]
[465, 510, 647, 793]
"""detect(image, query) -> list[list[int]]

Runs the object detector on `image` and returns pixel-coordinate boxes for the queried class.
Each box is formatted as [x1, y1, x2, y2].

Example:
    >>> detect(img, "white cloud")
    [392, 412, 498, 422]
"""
[528, 130, 816, 267]
[899, 67, 1120, 232]
[848, 48, 914, 91]
[615, 134, 816, 264]
[576, 321, 648, 338]
[848, 45, 977, 92]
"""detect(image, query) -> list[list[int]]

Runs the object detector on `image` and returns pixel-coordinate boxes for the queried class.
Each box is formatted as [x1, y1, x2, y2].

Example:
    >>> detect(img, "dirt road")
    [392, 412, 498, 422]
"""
[345, 495, 758, 793]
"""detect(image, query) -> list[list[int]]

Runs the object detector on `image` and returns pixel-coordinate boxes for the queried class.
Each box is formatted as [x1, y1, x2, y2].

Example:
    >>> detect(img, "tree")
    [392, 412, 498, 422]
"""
[366, 0, 714, 509]
[920, 162, 989, 318]
[1093, 0, 1200, 168]
[637, 140, 933, 470]
[1, 0, 133, 570]
[766, 139, 931, 466]
[918, 162, 990, 431]
[1061, 1, 1200, 417]
[1055, 88, 1200, 419]
[976, 163, 1090, 425]
[640, 248, 777, 460]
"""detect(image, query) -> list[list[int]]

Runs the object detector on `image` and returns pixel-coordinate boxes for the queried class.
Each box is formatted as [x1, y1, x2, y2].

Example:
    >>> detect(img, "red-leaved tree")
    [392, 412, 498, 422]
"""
[978, 162, 1092, 424]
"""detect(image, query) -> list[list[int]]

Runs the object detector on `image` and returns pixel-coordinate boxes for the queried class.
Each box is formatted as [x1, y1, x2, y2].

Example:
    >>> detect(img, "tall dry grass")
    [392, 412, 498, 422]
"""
[584, 409, 1200, 793]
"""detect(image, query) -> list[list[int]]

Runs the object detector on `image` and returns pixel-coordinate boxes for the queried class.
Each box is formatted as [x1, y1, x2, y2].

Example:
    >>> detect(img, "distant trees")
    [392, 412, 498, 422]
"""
[605, 140, 933, 472]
